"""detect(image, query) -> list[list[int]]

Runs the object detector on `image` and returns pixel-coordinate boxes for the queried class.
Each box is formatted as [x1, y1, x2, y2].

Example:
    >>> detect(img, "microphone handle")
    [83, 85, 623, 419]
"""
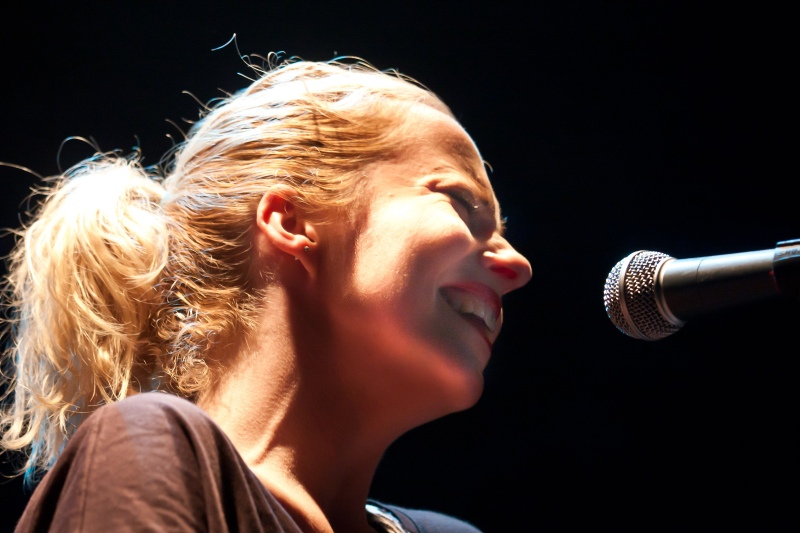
[658, 239, 800, 323]
[774, 238, 800, 299]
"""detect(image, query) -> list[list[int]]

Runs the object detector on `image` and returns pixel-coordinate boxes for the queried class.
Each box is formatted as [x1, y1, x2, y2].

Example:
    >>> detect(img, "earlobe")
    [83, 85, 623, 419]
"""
[256, 188, 318, 277]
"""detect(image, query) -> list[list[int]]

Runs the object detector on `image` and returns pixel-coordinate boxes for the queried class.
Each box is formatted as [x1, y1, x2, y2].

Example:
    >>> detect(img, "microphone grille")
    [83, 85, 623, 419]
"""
[603, 250, 682, 340]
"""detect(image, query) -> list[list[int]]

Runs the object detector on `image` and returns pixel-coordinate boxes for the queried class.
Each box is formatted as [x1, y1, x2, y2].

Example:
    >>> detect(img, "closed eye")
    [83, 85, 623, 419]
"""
[443, 188, 477, 215]
[440, 186, 498, 239]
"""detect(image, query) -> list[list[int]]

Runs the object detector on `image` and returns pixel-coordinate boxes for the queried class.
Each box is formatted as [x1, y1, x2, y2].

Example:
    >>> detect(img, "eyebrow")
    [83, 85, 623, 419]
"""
[445, 137, 505, 235]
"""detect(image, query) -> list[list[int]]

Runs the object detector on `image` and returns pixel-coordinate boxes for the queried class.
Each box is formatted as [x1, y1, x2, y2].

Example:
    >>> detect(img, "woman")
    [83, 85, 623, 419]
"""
[1, 56, 531, 532]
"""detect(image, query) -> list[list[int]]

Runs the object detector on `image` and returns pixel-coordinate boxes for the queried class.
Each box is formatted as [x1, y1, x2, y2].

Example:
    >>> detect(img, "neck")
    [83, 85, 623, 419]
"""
[196, 288, 398, 533]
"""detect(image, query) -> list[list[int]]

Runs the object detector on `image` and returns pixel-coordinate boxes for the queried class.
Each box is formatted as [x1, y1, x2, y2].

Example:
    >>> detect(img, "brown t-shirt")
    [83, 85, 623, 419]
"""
[13, 393, 482, 533]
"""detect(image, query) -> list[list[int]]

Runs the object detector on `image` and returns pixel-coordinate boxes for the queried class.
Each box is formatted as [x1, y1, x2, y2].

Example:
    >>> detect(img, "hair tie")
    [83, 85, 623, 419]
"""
[160, 191, 173, 207]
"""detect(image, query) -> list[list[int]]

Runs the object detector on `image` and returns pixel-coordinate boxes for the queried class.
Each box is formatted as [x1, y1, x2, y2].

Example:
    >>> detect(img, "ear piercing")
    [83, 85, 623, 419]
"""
[303, 246, 310, 253]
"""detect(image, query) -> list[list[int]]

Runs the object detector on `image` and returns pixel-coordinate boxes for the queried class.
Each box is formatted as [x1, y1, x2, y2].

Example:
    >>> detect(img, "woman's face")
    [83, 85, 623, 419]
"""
[315, 104, 532, 418]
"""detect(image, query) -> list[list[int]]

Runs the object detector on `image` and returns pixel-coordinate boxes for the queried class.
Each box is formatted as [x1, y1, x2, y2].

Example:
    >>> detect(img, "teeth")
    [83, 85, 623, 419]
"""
[444, 291, 498, 332]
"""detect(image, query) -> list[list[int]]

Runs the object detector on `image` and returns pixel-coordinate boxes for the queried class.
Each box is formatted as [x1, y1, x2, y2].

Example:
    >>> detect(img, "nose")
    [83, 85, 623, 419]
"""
[481, 236, 532, 294]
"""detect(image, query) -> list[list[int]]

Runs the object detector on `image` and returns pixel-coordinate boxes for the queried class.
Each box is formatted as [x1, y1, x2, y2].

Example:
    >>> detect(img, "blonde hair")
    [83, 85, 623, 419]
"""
[0, 56, 452, 484]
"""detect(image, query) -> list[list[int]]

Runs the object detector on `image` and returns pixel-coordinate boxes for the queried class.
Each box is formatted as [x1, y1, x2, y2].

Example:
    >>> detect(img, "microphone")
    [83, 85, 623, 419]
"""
[603, 239, 800, 340]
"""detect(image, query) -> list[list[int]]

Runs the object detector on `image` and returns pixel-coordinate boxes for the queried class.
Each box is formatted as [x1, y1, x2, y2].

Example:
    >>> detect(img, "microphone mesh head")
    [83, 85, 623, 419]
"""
[603, 251, 682, 340]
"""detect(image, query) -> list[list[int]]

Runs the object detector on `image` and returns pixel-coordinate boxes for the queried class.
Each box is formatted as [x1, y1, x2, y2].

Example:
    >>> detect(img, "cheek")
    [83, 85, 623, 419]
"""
[351, 209, 470, 295]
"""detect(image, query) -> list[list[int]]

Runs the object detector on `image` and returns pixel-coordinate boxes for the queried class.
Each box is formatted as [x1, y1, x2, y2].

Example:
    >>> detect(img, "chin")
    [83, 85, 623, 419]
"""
[432, 355, 487, 414]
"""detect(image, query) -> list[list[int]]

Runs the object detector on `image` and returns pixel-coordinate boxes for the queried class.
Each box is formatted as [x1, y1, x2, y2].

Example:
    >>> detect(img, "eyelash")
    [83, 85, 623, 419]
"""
[444, 188, 476, 212]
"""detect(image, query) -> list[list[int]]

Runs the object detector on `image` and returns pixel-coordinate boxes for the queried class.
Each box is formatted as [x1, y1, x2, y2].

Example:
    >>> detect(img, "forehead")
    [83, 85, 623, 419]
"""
[403, 105, 492, 180]
[402, 105, 501, 217]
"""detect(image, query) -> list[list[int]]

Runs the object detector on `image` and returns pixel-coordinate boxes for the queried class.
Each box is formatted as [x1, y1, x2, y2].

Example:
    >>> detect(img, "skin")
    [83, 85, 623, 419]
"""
[198, 103, 532, 532]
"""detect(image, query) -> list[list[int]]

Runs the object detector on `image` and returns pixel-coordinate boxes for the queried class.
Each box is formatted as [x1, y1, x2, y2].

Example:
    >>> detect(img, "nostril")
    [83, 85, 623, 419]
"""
[489, 265, 518, 280]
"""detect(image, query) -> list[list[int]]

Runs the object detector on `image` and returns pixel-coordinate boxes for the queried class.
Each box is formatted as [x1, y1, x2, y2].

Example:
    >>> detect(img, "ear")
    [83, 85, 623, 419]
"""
[256, 187, 319, 278]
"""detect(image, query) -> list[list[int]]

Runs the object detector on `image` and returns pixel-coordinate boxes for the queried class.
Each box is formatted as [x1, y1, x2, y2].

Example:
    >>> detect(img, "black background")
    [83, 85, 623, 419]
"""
[1, 2, 796, 531]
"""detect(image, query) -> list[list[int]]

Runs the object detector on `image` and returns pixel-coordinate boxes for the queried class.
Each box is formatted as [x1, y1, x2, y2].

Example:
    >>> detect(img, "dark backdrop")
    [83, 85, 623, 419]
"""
[1, 2, 796, 531]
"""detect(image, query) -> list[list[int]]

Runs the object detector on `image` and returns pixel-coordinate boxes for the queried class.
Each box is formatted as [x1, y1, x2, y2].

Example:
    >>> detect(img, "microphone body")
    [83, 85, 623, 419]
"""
[603, 239, 800, 340]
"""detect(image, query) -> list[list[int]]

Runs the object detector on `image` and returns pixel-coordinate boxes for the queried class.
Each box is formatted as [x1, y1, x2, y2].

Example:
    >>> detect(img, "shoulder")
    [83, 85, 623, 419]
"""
[16, 393, 302, 532]
[50, 391, 231, 488]
[92, 390, 208, 422]
[367, 500, 483, 533]
[66, 391, 220, 452]
[69, 391, 242, 474]
[83, 390, 226, 436]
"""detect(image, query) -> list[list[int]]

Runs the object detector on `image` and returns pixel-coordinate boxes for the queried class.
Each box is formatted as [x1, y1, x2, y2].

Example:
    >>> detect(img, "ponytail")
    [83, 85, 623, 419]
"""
[0, 153, 168, 483]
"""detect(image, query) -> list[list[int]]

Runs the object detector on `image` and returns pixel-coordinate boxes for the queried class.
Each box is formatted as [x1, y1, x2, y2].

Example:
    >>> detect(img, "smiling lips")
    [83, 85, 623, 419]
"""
[441, 284, 502, 343]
